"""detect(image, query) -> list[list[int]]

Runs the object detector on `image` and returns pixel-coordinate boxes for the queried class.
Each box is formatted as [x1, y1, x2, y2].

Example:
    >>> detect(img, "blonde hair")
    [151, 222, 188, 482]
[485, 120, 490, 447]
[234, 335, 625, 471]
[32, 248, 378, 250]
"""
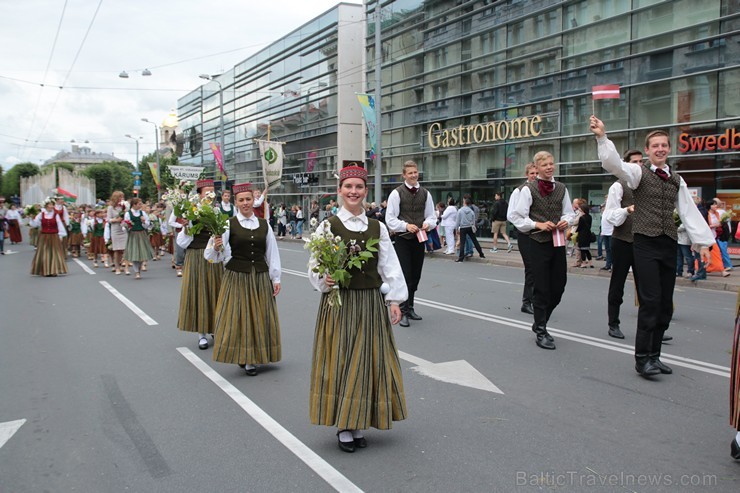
[402, 160, 418, 173]
[533, 151, 553, 166]
[524, 162, 537, 175]
[110, 191, 124, 204]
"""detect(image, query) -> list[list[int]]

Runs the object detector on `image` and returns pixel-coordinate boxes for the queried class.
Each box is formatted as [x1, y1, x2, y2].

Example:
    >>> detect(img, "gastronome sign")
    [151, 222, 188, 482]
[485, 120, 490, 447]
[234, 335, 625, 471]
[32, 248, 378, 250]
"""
[428, 115, 543, 149]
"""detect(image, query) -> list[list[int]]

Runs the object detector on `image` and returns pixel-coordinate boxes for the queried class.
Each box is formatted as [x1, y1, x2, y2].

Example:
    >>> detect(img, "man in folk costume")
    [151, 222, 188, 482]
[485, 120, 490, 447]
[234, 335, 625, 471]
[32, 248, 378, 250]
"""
[218, 189, 234, 218]
[602, 149, 643, 341]
[506, 162, 538, 315]
[590, 116, 715, 377]
[385, 160, 436, 327]
[509, 151, 576, 350]
[177, 179, 224, 350]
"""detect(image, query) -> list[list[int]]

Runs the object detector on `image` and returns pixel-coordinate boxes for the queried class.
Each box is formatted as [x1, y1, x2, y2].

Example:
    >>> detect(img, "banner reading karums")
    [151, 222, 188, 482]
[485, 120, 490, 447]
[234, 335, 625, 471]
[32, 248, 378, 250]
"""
[257, 140, 284, 190]
[170, 166, 205, 181]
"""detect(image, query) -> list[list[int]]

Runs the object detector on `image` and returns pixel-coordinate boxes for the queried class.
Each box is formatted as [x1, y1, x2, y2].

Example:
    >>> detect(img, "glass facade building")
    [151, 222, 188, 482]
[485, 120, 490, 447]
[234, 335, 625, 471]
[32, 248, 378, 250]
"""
[177, 3, 364, 206]
[364, 0, 739, 233]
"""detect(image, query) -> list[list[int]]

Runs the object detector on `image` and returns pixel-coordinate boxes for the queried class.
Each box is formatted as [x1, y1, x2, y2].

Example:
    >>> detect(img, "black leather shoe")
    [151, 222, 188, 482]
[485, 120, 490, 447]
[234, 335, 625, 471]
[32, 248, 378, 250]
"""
[354, 436, 368, 448]
[455, 258, 464, 262]
[536, 333, 556, 350]
[479, 254, 486, 259]
[608, 326, 625, 339]
[731, 438, 740, 460]
[520, 303, 534, 315]
[407, 309, 422, 321]
[635, 358, 661, 377]
[245, 367, 258, 376]
[662, 335, 673, 342]
[399, 315, 410, 327]
[337, 432, 355, 453]
[651, 358, 672, 374]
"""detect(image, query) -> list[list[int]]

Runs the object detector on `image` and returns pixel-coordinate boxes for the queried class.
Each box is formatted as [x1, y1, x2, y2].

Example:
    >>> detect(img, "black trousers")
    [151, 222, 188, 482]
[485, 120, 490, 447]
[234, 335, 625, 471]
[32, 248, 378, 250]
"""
[607, 238, 636, 329]
[393, 235, 426, 313]
[457, 227, 483, 260]
[632, 234, 676, 356]
[517, 233, 534, 305]
[529, 240, 567, 328]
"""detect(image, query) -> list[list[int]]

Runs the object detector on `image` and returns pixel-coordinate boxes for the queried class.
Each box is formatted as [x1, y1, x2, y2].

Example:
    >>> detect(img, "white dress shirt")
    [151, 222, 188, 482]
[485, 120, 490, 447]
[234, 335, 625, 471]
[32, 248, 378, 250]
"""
[507, 178, 576, 233]
[204, 211, 281, 283]
[253, 194, 270, 220]
[385, 181, 437, 234]
[596, 135, 715, 247]
[124, 210, 151, 229]
[308, 207, 408, 305]
[603, 181, 630, 229]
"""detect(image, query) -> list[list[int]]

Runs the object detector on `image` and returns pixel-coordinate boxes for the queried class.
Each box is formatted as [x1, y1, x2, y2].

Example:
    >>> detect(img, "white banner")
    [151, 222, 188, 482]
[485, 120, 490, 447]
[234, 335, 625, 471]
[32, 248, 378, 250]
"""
[169, 166, 204, 181]
[257, 140, 284, 190]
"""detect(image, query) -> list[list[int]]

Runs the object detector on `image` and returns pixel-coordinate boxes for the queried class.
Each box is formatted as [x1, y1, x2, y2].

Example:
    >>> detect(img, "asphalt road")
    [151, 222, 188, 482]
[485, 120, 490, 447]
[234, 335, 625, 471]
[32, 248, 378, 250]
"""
[1, 241, 738, 492]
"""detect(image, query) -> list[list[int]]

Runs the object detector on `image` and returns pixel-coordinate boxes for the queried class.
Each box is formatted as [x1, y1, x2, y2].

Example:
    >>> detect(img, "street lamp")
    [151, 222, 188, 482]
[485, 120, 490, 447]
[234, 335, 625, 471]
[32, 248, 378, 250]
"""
[199, 74, 225, 178]
[124, 134, 141, 171]
[141, 118, 161, 201]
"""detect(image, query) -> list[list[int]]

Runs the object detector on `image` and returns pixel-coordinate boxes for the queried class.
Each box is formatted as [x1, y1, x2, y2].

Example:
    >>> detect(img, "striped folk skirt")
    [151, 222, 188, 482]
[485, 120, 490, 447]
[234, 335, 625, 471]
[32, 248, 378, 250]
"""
[124, 230, 154, 262]
[7, 219, 22, 243]
[212, 269, 281, 366]
[29, 227, 39, 247]
[731, 292, 740, 430]
[30, 233, 68, 276]
[150, 232, 163, 249]
[310, 288, 407, 430]
[177, 248, 223, 334]
[68, 232, 84, 247]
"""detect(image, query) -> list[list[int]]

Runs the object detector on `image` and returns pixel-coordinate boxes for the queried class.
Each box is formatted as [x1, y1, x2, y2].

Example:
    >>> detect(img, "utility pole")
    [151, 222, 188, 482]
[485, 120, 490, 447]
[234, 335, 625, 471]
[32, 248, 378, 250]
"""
[374, 1, 382, 204]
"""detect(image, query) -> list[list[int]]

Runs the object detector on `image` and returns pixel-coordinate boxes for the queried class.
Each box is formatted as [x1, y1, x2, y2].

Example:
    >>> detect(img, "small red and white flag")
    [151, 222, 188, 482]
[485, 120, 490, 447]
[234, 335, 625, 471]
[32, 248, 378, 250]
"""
[592, 85, 621, 100]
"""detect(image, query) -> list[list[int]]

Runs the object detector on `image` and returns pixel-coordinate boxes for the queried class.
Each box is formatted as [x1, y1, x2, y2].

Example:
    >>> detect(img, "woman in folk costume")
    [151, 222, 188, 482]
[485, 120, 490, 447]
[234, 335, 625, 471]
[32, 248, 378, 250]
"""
[123, 198, 154, 280]
[29, 208, 40, 248]
[148, 209, 164, 261]
[107, 191, 129, 274]
[53, 196, 70, 257]
[5, 204, 23, 244]
[84, 209, 95, 259]
[67, 210, 84, 258]
[205, 183, 281, 376]
[89, 208, 108, 267]
[177, 179, 224, 350]
[29, 197, 68, 277]
[308, 165, 408, 453]
[218, 189, 235, 218]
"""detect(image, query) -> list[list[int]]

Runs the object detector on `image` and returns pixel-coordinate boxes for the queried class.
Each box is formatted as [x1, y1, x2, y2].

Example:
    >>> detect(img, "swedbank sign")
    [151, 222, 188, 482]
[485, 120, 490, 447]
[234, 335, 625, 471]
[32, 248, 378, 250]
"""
[428, 115, 543, 149]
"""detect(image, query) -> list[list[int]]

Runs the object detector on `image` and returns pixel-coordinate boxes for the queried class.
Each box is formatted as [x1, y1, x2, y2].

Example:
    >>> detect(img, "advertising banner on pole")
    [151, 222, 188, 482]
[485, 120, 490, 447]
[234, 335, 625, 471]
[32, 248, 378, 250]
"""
[257, 140, 284, 190]
[170, 166, 205, 181]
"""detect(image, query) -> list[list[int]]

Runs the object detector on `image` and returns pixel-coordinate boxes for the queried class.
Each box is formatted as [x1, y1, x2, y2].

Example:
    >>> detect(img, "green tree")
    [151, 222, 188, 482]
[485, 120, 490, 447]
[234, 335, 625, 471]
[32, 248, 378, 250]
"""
[41, 162, 75, 174]
[1, 162, 40, 197]
[0, 165, 4, 193]
[82, 161, 135, 200]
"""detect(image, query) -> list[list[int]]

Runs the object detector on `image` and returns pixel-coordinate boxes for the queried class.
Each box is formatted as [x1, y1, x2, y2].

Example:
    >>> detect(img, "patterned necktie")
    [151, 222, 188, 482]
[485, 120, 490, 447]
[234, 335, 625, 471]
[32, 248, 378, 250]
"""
[538, 179, 554, 197]
[655, 168, 669, 181]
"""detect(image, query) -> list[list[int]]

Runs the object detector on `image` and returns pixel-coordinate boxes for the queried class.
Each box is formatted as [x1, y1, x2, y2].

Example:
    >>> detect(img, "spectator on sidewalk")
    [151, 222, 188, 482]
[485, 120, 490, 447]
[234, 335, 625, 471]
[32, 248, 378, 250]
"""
[490, 192, 512, 253]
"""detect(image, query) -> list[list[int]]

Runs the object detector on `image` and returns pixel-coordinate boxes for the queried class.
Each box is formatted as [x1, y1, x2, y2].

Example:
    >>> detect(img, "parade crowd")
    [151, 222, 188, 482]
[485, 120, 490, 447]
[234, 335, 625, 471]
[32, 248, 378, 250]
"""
[1, 119, 739, 460]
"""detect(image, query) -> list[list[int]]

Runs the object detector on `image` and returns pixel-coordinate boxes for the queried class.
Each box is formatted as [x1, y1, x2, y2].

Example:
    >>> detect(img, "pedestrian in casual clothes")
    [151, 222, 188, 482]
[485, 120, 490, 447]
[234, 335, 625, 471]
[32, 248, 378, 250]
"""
[490, 193, 512, 253]
[454, 197, 485, 262]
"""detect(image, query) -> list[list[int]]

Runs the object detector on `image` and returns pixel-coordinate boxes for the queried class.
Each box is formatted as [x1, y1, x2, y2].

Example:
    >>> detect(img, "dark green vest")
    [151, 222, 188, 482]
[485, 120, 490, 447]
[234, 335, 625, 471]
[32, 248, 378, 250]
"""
[328, 215, 382, 290]
[69, 221, 81, 234]
[130, 212, 145, 232]
[93, 220, 105, 237]
[395, 184, 429, 239]
[225, 216, 269, 274]
[188, 222, 211, 250]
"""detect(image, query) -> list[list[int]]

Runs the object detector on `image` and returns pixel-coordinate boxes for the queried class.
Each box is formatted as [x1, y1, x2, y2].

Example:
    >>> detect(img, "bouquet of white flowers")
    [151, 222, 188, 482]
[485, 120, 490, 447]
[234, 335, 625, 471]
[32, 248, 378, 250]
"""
[304, 227, 379, 308]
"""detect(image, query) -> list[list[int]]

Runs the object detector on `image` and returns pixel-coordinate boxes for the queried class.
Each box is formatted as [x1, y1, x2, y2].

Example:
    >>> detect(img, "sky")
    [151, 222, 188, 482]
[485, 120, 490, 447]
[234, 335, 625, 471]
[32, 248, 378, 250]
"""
[0, 0, 362, 170]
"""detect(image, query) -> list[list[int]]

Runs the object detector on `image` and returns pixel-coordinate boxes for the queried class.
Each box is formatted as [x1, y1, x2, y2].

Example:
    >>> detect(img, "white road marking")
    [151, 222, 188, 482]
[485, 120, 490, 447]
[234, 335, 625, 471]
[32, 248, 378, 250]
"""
[415, 297, 730, 378]
[282, 267, 309, 278]
[73, 258, 96, 275]
[177, 348, 363, 493]
[397, 351, 504, 394]
[477, 277, 524, 286]
[0, 419, 26, 449]
[99, 281, 158, 326]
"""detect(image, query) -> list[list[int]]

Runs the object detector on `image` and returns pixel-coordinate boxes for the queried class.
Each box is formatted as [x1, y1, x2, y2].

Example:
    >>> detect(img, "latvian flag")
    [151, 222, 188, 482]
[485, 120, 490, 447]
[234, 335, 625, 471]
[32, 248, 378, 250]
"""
[592, 85, 621, 100]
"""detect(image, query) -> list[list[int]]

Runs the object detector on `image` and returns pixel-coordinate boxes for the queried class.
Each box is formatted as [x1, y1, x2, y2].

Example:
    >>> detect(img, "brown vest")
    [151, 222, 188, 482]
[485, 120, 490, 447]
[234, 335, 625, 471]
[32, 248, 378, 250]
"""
[395, 184, 428, 239]
[328, 216, 382, 290]
[632, 164, 680, 241]
[611, 180, 635, 243]
[225, 216, 269, 274]
[526, 180, 567, 243]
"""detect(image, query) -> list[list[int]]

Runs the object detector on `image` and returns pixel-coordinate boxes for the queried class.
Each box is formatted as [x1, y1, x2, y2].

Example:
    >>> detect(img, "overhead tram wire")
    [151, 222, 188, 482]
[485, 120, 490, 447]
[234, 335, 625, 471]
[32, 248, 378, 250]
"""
[22, 0, 69, 158]
[25, 0, 105, 161]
